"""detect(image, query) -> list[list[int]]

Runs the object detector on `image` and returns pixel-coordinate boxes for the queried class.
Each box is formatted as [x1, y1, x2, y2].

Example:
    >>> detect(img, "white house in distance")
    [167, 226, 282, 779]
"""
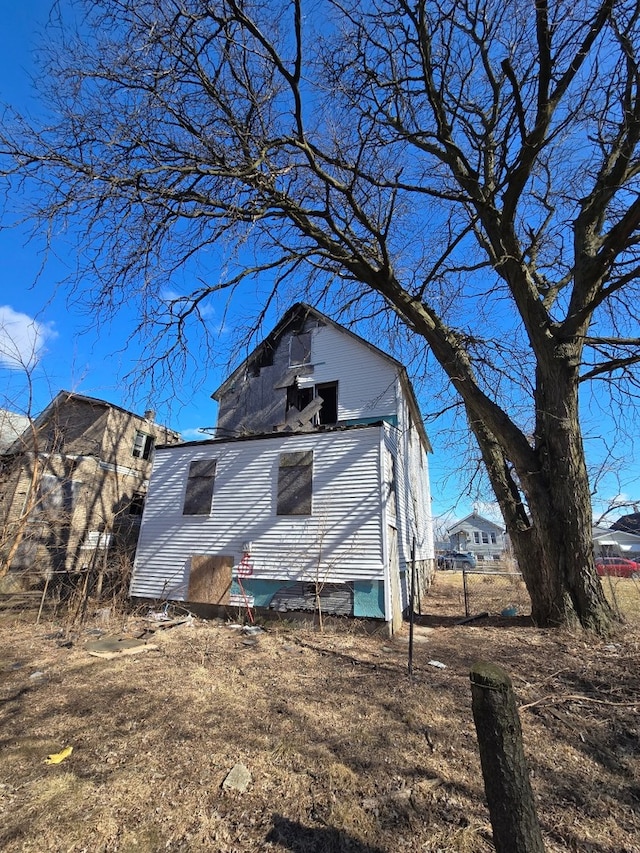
[130, 304, 435, 632]
[448, 511, 506, 562]
[592, 524, 640, 561]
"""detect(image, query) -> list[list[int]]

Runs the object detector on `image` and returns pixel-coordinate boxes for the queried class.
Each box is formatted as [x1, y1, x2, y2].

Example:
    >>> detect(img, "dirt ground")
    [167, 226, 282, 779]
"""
[1, 584, 639, 852]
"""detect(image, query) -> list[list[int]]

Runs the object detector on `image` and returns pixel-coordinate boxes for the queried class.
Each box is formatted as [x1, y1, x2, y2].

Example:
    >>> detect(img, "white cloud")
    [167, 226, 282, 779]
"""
[0, 305, 57, 370]
[180, 427, 212, 441]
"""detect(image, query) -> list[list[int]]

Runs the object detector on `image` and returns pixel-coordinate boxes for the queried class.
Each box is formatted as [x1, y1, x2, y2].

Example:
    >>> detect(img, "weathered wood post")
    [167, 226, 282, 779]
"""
[470, 662, 546, 853]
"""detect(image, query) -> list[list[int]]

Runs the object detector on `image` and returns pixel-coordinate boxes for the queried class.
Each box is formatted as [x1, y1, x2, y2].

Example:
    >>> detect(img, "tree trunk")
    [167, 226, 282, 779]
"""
[526, 352, 613, 632]
[469, 350, 614, 634]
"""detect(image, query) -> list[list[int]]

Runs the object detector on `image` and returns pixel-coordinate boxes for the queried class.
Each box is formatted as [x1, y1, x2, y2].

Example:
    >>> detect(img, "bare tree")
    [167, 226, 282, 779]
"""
[2, 0, 640, 632]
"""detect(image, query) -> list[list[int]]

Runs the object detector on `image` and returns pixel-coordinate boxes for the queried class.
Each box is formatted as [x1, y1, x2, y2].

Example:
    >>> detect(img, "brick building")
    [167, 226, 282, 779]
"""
[0, 392, 180, 592]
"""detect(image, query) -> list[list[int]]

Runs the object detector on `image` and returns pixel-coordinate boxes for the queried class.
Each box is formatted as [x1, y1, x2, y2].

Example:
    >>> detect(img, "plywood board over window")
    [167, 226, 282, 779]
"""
[277, 450, 313, 515]
[183, 459, 217, 515]
[188, 555, 233, 604]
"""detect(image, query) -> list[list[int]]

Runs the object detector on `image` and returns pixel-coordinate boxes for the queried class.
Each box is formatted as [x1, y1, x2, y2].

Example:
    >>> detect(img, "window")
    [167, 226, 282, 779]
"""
[473, 531, 480, 544]
[277, 451, 313, 515]
[386, 450, 397, 519]
[289, 333, 311, 366]
[482, 532, 489, 544]
[129, 493, 145, 516]
[183, 459, 217, 515]
[315, 382, 338, 425]
[81, 531, 112, 550]
[39, 474, 81, 514]
[490, 532, 497, 544]
[286, 383, 314, 413]
[132, 430, 154, 460]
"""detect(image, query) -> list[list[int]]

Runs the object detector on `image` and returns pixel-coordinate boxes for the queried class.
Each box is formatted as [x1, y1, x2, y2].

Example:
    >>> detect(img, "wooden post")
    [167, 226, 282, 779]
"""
[470, 662, 546, 853]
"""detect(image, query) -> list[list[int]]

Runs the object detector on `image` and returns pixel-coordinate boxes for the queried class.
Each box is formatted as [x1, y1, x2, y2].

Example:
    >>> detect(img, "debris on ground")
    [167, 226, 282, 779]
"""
[222, 762, 252, 793]
[44, 746, 73, 765]
[85, 636, 159, 659]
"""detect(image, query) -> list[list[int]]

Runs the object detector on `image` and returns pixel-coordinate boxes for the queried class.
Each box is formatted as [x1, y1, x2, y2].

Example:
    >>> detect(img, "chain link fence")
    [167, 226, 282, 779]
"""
[432, 564, 640, 624]
[460, 565, 531, 618]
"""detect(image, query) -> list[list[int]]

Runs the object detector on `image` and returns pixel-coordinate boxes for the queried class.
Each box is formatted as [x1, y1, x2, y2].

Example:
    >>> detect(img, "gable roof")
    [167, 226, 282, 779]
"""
[33, 391, 144, 427]
[448, 511, 505, 534]
[611, 512, 640, 535]
[212, 303, 432, 452]
[593, 524, 640, 545]
[4, 391, 177, 454]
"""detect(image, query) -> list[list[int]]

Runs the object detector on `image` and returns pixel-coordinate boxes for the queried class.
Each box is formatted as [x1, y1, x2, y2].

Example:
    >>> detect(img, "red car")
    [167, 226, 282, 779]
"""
[596, 556, 640, 578]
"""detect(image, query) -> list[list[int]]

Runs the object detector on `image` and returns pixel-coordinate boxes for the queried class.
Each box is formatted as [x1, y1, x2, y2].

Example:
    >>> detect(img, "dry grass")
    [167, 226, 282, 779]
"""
[432, 568, 640, 623]
[1, 593, 639, 852]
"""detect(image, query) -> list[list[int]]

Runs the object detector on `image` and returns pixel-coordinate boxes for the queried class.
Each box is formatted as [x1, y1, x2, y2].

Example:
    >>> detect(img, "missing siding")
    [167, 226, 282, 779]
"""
[269, 581, 353, 615]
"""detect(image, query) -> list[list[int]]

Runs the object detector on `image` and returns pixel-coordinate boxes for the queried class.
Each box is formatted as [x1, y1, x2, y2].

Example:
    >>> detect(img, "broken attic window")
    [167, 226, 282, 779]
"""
[286, 383, 314, 413]
[315, 382, 338, 424]
[249, 342, 275, 377]
[183, 459, 217, 515]
[277, 450, 313, 515]
[289, 332, 311, 366]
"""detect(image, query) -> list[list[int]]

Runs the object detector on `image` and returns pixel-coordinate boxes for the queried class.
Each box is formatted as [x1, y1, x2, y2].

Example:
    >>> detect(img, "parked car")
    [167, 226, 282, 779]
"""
[437, 551, 477, 570]
[595, 556, 640, 578]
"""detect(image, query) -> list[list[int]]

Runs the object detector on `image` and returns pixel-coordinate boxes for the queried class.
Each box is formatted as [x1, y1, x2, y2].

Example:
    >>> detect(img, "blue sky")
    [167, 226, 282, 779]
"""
[0, 1, 637, 529]
[0, 3, 223, 431]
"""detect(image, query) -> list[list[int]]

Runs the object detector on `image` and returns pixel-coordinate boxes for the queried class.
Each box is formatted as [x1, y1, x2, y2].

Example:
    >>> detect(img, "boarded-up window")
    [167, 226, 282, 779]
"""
[277, 451, 313, 515]
[188, 554, 233, 604]
[289, 333, 311, 366]
[40, 474, 82, 514]
[183, 459, 217, 515]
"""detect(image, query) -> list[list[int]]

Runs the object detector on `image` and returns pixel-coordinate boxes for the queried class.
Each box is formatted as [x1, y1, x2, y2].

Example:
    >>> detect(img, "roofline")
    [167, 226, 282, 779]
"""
[157, 420, 387, 450]
[32, 391, 179, 438]
[211, 303, 432, 453]
[447, 511, 505, 532]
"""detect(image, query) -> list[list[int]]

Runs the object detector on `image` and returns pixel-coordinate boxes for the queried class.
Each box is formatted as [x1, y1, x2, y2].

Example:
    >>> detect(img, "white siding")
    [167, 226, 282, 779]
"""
[391, 393, 433, 566]
[131, 426, 385, 600]
[310, 324, 398, 422]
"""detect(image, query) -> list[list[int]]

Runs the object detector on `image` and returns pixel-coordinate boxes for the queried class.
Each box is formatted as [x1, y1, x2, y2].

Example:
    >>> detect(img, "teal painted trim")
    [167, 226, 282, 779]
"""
[353, 580, 385, 618]
[341, 415, 398, 428]
[231, 578, 294, 606]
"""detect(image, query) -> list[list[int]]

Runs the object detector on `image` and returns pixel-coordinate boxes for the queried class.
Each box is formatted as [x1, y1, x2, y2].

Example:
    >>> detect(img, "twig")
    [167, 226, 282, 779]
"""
[520, 693, 639, 711]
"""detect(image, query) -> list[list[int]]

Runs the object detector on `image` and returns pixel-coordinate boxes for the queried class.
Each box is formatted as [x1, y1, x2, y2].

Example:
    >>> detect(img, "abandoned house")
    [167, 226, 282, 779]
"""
[0, 391, 180, 592]
[130, 304, 435, 631]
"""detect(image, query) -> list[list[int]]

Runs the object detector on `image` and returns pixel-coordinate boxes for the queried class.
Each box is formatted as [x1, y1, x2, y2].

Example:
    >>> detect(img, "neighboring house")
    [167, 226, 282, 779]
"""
[130, 303, 435, 632]
[0, 409, 30, 453]
[0, 392, 180, 591]
[611, 512, 640, 536]
[593, 523, 640, 561]
[447, 512, 506, 562]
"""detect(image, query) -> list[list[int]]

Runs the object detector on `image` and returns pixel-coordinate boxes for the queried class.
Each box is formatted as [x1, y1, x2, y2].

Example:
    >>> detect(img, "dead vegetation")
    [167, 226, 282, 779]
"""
[1, 595, 639, 852]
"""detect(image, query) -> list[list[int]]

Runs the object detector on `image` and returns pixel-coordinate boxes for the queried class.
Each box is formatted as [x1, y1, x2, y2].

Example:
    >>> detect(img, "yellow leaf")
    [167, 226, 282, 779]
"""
[45, 746, 73, 765]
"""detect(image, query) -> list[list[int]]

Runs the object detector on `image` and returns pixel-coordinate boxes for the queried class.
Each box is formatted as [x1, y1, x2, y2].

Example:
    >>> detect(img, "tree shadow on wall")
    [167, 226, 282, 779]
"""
[265, 815, 385, 853]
